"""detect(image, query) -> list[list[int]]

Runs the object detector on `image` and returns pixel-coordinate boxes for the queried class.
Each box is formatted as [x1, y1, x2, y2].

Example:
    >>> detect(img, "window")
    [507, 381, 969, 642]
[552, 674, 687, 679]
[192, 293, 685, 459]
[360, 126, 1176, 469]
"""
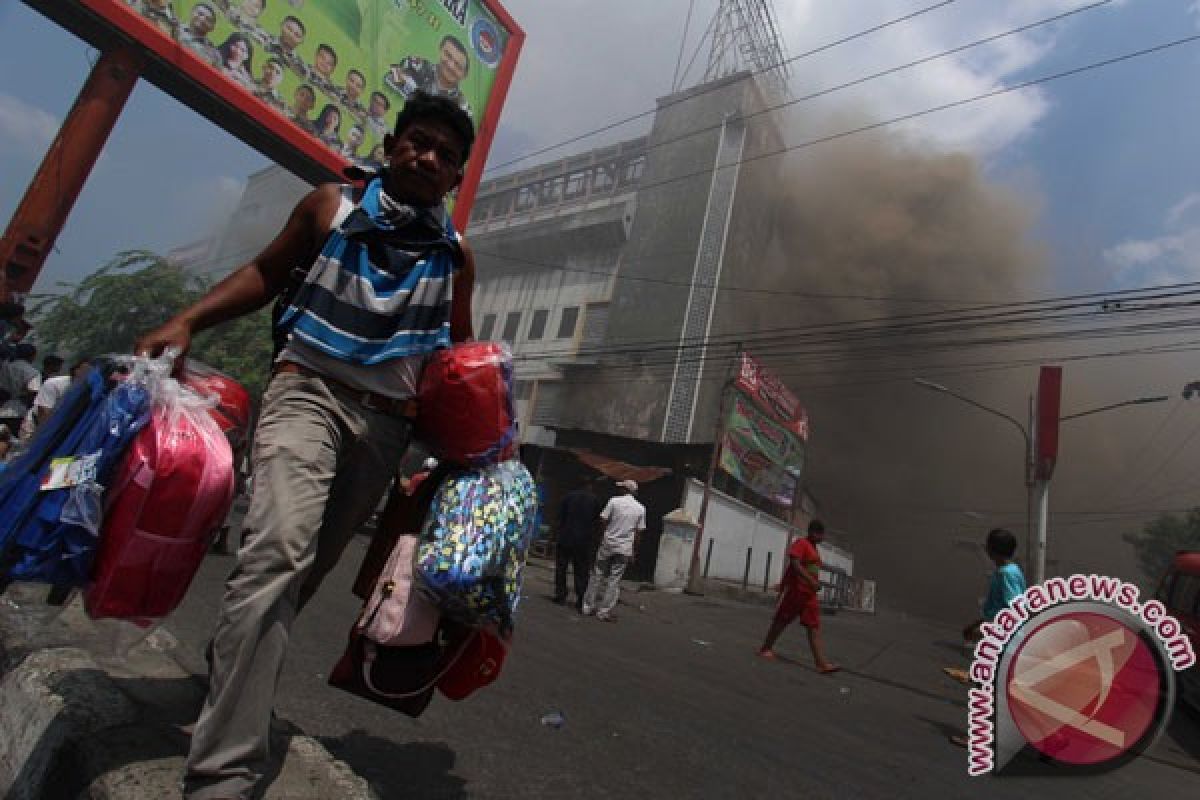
[515, 185, 536, 212]
[619, 155, 646, 186]
[565, 170, 588, 200]
[528, 309, 549, 340]
[540, 176, 564, 205]
[592, 165, 614, 192]
[501, 311, 521, 342]
[557, 306, 579, 339]
[514, 380, 533, 402]
[478, 313, 496, 340]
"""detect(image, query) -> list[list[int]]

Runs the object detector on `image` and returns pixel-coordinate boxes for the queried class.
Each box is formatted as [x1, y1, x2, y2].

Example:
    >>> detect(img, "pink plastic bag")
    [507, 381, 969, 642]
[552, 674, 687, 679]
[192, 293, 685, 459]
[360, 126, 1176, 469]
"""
[360, 534, 441, 646]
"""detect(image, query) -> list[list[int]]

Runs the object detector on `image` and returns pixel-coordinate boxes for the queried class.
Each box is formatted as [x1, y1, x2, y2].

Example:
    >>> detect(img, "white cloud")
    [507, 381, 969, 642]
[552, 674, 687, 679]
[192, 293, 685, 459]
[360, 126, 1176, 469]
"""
[0, 92, 59, 157]
[492, 0, 1108, 171]
[1103, 194, 1200, 283]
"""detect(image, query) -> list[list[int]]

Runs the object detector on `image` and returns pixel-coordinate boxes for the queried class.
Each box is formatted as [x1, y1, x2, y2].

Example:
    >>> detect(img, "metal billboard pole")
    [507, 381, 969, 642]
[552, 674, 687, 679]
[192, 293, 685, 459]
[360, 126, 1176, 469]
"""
[0, 47, 143, 303]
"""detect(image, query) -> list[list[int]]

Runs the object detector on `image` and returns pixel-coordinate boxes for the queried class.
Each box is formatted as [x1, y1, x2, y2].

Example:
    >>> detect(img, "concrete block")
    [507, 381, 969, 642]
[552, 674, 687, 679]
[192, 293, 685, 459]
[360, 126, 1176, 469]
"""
[0, 648, 139, 800]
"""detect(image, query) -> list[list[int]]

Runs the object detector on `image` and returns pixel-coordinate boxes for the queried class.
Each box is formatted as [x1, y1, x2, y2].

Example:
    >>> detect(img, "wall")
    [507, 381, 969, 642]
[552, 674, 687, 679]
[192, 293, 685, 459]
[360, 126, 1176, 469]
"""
[681, 479, 853, 589]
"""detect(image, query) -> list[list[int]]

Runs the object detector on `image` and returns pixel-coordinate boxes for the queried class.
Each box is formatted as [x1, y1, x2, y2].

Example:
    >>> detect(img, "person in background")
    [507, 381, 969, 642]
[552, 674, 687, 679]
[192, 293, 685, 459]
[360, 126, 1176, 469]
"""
[553, 477, 602, 611]
[961, 528, 1027, 643]
[581, 479, 646, 622]
[39, 355, 63, 384]
[18, 358, 90, 447]
[758, 519, 840, 674]
[0, 343, 39, 436]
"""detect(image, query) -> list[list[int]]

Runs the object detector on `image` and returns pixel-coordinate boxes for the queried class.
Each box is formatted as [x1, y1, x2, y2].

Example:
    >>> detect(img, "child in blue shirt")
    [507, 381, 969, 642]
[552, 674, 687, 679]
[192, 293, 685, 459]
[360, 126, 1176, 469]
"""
[963, 528, 1027, 642]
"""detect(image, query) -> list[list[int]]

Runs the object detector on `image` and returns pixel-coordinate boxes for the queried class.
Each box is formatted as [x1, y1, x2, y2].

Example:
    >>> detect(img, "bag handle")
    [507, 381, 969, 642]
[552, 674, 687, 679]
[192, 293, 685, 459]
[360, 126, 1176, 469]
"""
[358, 630, 477, 701]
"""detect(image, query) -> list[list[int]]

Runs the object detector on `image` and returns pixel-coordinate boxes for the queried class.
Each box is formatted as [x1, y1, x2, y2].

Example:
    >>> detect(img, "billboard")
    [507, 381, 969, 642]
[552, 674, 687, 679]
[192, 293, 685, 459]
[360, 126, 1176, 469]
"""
[23, 0, 524, 228]
[720, 389, 805, 507]
[734, 352, 809, 441]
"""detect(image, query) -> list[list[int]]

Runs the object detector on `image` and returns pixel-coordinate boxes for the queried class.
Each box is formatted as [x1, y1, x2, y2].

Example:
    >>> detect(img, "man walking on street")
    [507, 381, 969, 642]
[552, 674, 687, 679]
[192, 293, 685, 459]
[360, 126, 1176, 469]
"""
[758, 520, 840, 674]
[582, 479, 646, 622]
[135, 91, 477, 800]
[553, 477, 602, 610]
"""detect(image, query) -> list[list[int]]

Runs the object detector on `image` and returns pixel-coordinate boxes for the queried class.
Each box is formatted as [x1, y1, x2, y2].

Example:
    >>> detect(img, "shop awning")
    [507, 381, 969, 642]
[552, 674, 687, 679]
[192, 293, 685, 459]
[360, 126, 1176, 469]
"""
[568, 449, 673, 484]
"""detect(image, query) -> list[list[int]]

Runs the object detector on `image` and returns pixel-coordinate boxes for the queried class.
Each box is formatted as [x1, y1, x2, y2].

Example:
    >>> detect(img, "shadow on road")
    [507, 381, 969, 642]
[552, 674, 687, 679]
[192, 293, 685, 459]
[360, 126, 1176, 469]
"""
[320, 730, 467, 799]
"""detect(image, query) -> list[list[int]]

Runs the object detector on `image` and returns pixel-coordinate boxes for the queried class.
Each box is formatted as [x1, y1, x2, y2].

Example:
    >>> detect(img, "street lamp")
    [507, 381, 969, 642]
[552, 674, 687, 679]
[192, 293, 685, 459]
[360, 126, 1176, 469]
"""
[1060, 396, 1170, 421]
[914, 378, 1037, 577]
[914, 377, 1168, 584]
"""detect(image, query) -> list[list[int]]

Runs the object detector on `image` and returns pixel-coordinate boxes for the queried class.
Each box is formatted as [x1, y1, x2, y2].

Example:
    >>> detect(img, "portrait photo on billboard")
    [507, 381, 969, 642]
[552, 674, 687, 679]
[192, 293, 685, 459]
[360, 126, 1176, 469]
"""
[29, 0, 523, 222]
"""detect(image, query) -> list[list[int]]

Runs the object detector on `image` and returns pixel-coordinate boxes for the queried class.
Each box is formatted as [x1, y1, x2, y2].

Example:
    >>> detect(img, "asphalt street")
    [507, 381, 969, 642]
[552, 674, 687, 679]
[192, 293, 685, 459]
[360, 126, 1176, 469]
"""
[161, 524, 1200, 800]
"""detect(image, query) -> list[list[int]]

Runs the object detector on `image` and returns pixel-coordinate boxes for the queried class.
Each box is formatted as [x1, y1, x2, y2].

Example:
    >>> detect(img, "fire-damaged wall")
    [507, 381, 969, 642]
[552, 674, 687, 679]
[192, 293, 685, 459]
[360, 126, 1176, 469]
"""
[561, 72, 783, 443]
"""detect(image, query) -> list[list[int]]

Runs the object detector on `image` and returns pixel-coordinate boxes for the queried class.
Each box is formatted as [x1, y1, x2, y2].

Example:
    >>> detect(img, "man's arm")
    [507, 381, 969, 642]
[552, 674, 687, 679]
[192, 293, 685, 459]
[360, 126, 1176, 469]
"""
[134, 184, 342, 357]
[449, 240, 476, 343]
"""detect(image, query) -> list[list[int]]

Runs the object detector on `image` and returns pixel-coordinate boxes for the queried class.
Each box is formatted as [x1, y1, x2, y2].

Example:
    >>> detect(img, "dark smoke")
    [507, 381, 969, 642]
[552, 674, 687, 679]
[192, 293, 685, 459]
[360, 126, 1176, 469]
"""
[715, 118, 1183, 622]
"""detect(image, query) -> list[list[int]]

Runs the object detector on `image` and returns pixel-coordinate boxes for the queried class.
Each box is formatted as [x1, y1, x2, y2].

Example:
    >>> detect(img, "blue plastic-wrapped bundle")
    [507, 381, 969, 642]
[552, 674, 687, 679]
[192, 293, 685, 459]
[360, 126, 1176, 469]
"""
[0, 362, 153, 587]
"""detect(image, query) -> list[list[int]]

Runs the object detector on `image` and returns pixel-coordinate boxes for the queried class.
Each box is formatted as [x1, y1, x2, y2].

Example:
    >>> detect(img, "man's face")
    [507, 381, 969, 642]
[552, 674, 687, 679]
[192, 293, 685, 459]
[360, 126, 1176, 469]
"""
[314, 49, 336, 79]
[435, 41, 468, 89]
[368, 94, 388, 118]
[261, 61, 283, 88]
[345, 72, 365, 102]
[189, 5, 215, 35]
[292, 88, 314, 114]
[280, 19, 304, 51]
[383, 119, 465, 207]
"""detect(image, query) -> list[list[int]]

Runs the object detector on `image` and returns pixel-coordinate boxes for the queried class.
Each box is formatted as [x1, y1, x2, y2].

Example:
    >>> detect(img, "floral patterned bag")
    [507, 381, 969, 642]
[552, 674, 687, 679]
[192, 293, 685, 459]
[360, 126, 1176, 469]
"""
[414, 459, 538, 634]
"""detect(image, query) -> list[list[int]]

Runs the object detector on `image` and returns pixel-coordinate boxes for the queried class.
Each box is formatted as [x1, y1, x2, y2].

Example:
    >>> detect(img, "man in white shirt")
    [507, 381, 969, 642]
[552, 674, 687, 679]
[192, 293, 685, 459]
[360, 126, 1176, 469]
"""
[582, 479, 646, 622]
[18, 358, 90, 446]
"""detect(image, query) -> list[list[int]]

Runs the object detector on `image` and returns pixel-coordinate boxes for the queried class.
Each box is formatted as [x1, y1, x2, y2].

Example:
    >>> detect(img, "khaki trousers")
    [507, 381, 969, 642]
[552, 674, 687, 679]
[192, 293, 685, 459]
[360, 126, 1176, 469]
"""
[184, 370, 411, 800]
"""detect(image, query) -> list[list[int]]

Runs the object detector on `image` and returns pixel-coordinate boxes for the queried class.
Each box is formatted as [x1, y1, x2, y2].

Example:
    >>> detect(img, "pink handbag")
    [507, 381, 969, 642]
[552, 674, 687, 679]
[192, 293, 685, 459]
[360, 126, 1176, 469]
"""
[360, 534, 440, 646]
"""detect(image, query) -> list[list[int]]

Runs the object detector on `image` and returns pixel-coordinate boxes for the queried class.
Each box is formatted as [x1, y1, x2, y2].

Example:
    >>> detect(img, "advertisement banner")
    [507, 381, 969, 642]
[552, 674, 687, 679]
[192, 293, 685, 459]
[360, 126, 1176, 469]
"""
[734, 352, 809, 441]
[27, 0, 523, 227]
[719, 389, 804, 506]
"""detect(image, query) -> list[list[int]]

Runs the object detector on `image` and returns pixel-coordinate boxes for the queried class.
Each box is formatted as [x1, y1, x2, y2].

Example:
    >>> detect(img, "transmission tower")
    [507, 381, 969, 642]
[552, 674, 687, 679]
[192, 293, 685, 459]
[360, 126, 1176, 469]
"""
[703, 0, 791, 98]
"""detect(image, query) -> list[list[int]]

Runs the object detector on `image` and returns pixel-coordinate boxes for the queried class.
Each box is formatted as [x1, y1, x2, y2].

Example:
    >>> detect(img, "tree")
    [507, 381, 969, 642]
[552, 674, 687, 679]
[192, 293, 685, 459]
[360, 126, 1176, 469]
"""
[1123, 509, 1200, 582]
[28, 249, 273, 398]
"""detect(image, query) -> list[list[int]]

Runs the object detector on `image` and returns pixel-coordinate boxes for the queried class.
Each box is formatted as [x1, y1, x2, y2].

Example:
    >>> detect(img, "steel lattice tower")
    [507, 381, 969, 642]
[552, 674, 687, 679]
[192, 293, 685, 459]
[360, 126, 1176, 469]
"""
[703, 0, 791, 98]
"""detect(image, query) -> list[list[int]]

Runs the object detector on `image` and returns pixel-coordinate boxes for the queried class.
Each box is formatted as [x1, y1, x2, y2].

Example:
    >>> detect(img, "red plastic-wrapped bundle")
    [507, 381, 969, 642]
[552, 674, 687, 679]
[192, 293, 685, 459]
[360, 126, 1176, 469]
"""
[84, 386, 235, 621]
[183, 360, 253, 450]
[416, 342, 516, 466]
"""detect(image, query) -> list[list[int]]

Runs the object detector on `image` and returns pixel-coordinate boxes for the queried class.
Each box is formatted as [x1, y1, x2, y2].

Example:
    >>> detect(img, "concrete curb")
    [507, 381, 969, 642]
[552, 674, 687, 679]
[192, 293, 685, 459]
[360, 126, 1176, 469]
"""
[0, 585, 377, 799]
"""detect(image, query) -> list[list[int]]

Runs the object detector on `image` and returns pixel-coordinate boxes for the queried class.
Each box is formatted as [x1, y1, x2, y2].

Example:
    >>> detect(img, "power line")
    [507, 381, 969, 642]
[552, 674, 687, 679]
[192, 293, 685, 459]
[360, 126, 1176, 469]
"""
[490, 1, 1116, 191]
[484, 0, 960, 174]
[613, 31, 1200, 202]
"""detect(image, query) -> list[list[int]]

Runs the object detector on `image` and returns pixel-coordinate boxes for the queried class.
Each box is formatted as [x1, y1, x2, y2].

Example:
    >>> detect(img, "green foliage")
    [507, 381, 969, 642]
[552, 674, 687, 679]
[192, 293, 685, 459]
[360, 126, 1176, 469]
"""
[28, 249, 273, 399]
[1123, 508, 1200, 581]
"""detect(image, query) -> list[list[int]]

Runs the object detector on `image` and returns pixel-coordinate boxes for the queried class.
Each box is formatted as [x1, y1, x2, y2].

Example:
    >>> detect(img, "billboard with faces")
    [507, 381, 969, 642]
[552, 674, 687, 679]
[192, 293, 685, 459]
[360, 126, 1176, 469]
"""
[24, 0, 524, 227]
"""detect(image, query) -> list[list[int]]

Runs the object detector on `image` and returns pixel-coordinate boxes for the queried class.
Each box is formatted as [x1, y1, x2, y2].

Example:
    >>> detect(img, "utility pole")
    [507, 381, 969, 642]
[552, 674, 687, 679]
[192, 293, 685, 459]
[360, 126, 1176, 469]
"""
[685, 346, 741, 595]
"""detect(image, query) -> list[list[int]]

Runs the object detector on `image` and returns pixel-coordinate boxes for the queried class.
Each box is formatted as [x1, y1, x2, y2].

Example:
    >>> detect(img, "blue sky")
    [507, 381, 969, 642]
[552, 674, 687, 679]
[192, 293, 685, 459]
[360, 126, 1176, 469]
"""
[2, 0, 1200, 296]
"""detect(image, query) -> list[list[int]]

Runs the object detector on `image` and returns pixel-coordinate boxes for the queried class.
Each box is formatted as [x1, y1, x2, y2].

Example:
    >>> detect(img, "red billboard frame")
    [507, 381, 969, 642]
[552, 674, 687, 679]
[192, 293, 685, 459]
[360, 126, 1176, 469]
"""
[22, 0, 524, 232]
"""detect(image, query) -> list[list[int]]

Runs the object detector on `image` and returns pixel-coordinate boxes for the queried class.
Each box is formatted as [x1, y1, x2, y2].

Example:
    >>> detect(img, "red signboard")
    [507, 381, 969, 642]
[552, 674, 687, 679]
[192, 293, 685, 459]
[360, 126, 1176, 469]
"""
[23, 0, 524, 232]
[734, 352, 809, 441]
[1035, 365, 1062, 481]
